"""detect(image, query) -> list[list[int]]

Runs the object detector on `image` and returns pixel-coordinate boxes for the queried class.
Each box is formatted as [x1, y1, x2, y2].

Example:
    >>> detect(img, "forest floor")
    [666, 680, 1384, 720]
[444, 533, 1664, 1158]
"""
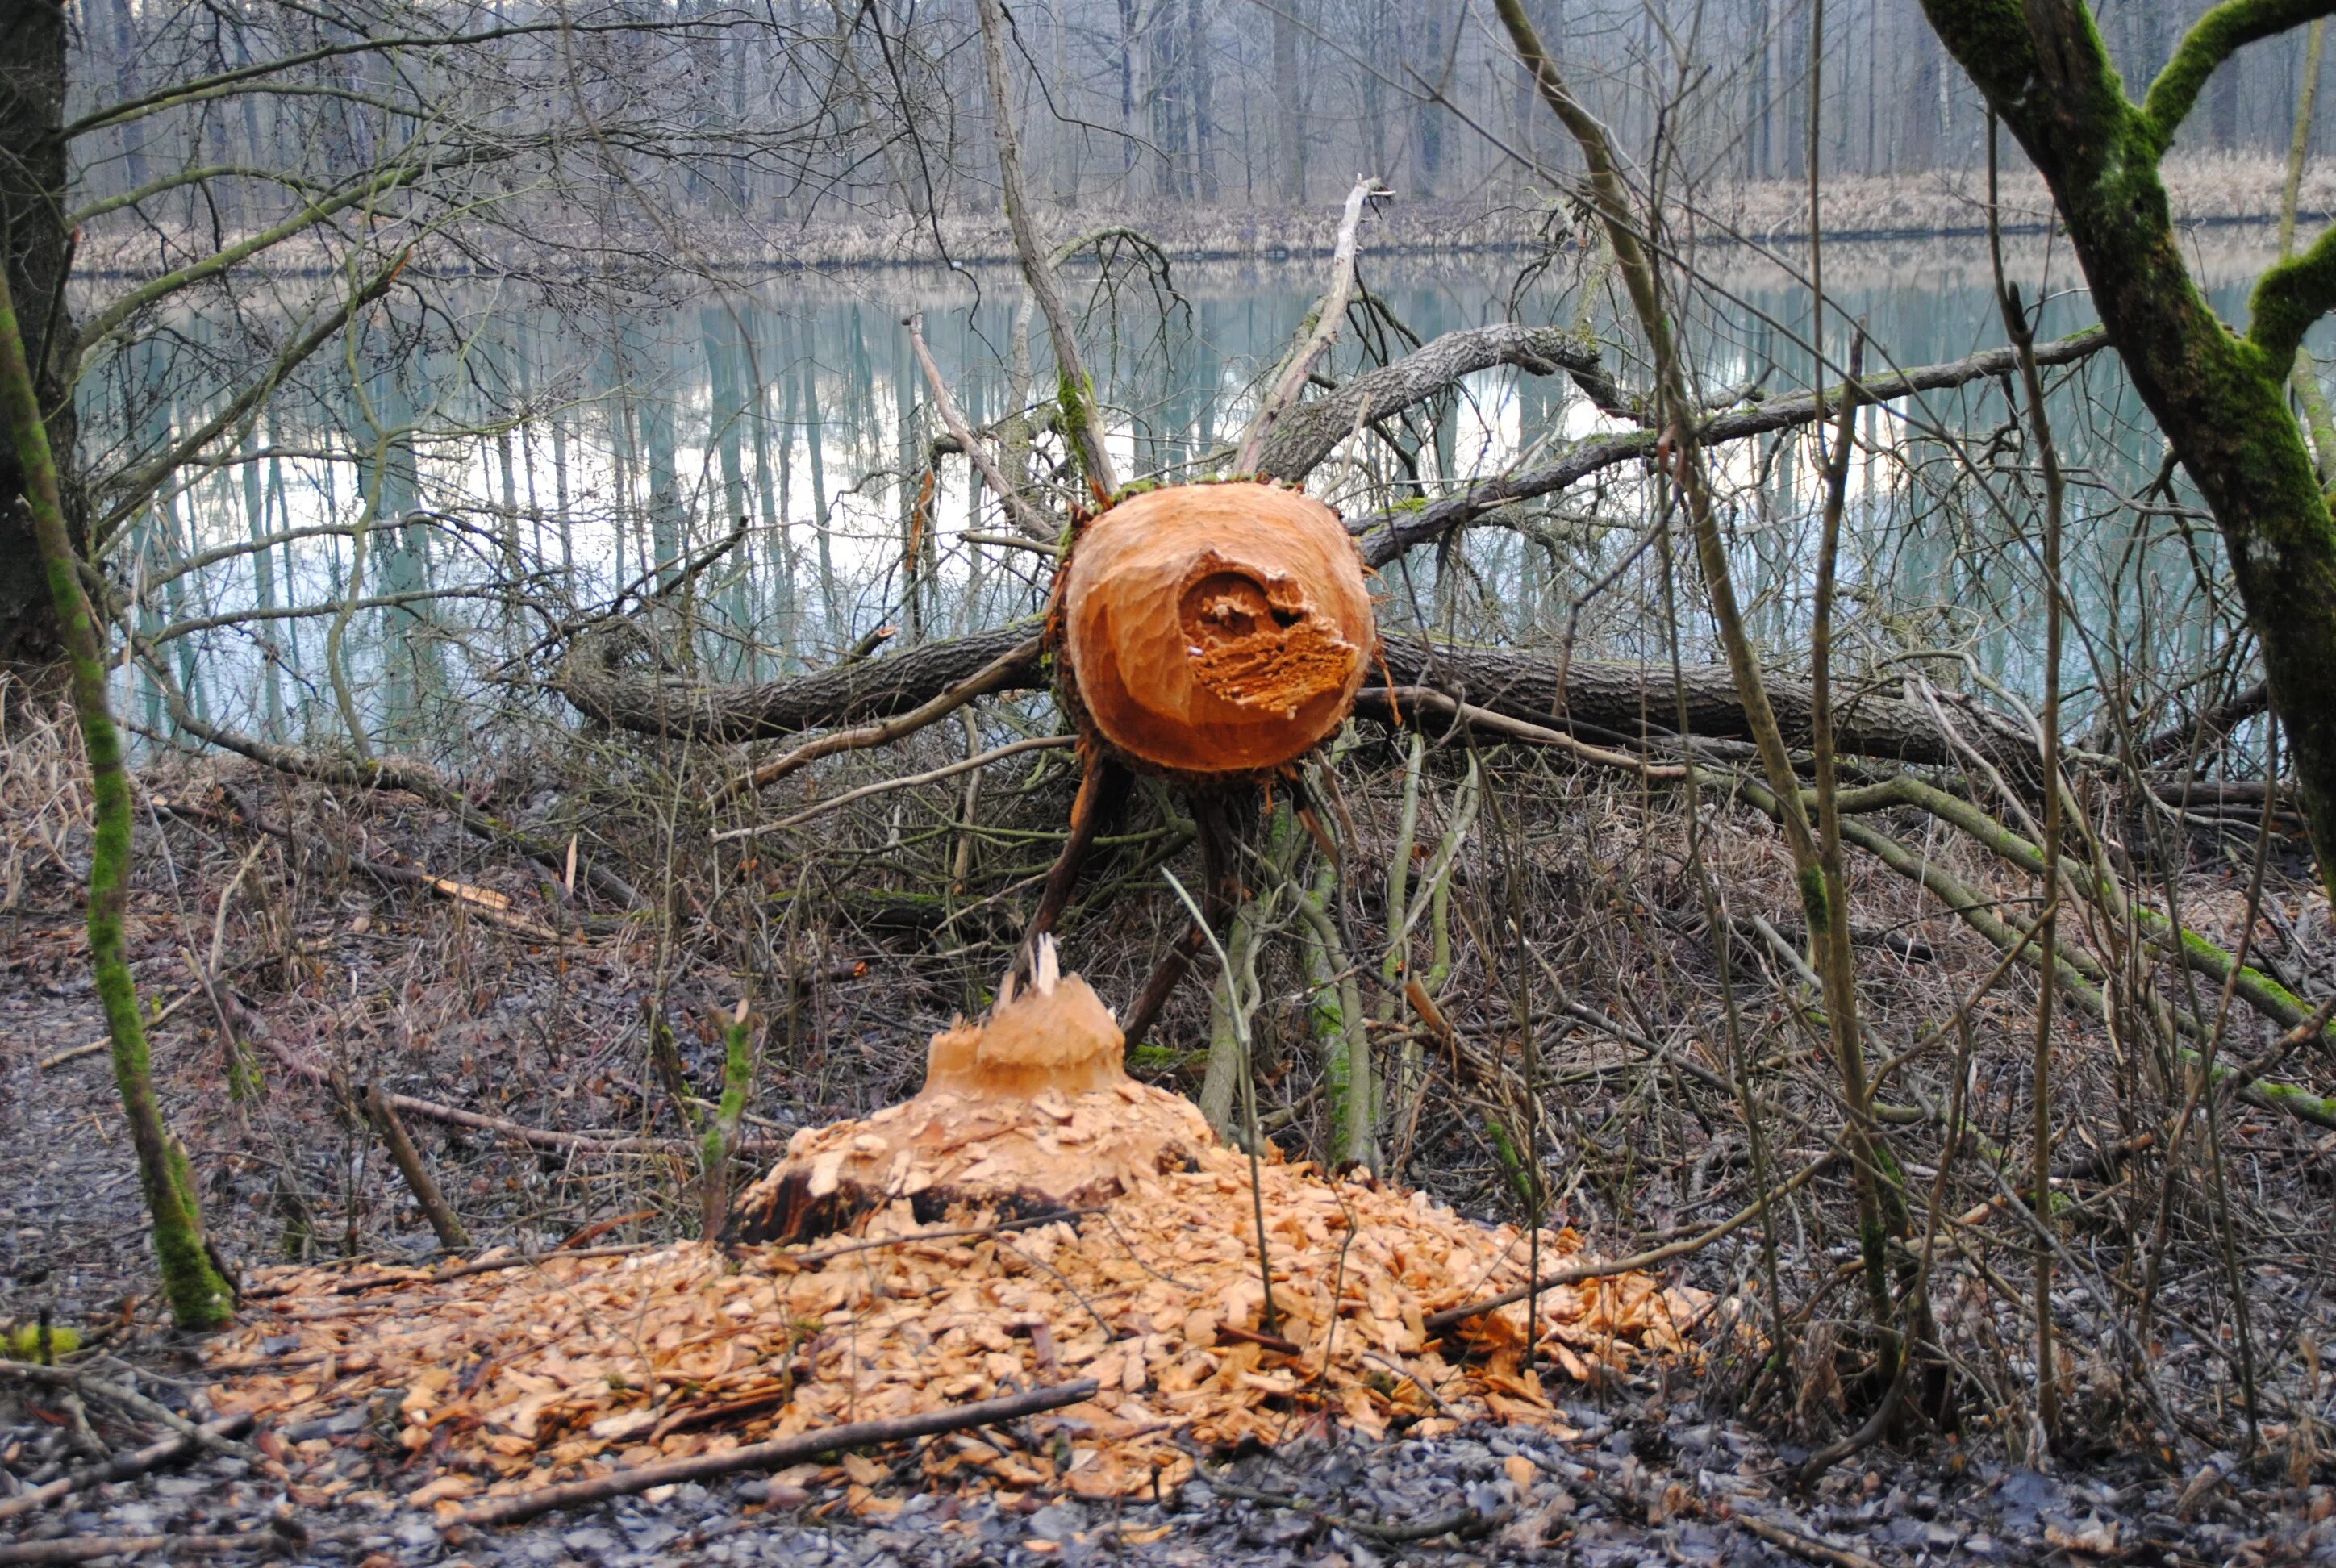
[5, 747, 2336, 1565]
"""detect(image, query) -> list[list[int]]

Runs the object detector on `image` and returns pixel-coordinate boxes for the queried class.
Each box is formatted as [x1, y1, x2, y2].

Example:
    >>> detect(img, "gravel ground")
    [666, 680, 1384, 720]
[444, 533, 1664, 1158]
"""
[10, 1370, 2336, 1564]
[8, 781, 2336, 1564]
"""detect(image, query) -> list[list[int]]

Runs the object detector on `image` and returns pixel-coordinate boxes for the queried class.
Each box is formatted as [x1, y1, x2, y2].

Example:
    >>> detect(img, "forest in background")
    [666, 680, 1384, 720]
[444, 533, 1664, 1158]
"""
[52, 0, 2336, 244]
[6, 0, 2336, 1554]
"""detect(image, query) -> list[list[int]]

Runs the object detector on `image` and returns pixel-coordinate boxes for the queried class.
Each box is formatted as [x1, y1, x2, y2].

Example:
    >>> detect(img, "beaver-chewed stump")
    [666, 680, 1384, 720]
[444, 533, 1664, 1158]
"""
[1053, 480, 1375, 781]
[725, 947, 1212, 1245]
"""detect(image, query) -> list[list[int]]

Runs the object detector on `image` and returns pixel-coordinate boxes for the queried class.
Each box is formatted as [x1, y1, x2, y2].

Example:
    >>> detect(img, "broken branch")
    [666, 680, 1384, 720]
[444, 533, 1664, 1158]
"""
[363, 1082, 473, 1252]
[1235, 175, 1384, 475]
[714, 636, 1044, 804]
[448, 1381, 1098, 1527]
[0, 1413, 254, 1522]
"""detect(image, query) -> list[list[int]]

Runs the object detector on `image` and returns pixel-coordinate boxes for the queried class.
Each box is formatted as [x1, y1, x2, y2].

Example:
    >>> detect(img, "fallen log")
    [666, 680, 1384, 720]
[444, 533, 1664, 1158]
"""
[561, 624, 2026, 772]
[448, 1381, 1099, 1527]
[557, 329, 2109, 766]
[562, 623, 1042, 744]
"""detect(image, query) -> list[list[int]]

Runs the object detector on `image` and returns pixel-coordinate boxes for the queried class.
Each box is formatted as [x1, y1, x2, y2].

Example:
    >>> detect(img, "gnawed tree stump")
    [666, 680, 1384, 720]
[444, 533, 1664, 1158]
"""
[724, 942, 1212, 1245]
[1052, 481, 1375, 781]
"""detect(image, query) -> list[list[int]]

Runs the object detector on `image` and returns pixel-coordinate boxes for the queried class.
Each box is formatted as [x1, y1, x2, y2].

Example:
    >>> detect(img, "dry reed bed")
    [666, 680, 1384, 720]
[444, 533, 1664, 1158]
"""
[65, 153, 2321, 286]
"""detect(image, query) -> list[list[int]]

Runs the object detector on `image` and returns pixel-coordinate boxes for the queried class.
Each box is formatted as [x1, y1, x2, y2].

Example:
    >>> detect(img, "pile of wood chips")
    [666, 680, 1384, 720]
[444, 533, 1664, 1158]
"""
[206, 1147, 1708, 1521]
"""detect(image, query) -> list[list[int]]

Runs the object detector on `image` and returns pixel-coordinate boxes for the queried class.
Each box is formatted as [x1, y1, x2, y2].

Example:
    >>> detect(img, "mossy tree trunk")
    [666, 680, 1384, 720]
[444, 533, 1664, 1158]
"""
[0, 0, 80, 683]
[0, 257, 236, 1331]
[1919, 0, 2336, 907]
[699, 1002, 756, 1238]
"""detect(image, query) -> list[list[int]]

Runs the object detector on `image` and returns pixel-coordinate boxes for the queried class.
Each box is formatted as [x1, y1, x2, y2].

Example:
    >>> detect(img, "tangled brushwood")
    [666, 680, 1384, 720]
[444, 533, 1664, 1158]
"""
[11, 0, 2336, 1538]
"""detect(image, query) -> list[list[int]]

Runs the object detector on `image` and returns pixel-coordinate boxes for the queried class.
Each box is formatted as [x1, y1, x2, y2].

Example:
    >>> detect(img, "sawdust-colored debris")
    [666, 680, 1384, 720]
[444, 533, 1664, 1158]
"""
[724, 963, 1211, 1245]
[207, 1149, 1708, 1521]
[1054, 481, 1374, 778]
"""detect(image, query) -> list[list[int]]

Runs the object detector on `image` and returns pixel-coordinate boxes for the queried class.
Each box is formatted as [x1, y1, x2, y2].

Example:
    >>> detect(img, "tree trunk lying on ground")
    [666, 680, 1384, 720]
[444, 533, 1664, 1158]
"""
[554, 327, 2117, 778]
[559, 622, 2031, 772]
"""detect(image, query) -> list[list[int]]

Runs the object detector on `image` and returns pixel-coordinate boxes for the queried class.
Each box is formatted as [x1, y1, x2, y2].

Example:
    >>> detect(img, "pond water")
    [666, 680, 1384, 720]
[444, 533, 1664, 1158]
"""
[90, 231, 2298, 756]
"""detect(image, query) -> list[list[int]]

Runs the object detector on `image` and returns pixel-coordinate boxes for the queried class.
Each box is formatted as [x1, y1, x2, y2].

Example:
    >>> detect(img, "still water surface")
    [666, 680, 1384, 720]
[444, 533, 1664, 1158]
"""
[98, 236, 2293, 754]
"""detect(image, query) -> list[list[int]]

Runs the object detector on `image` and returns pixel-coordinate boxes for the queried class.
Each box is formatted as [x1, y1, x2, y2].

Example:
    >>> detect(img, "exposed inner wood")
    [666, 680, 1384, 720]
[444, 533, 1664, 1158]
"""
[1054, 482, 1374, 778]
[725, 941, 1213, 1245]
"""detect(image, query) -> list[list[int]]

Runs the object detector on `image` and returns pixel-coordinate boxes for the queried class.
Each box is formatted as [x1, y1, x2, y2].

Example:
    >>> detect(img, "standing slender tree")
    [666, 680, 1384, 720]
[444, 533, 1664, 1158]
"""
[0, 252, 236, 1332]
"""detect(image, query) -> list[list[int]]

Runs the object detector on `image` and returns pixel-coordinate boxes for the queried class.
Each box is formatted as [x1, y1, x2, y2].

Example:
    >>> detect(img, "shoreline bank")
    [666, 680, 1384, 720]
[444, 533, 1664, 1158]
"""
[67, 152, 2317, 289]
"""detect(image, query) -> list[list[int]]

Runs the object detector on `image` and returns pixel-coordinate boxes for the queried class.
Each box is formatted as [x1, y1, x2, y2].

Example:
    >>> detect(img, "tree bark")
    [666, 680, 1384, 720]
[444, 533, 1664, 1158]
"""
[558, 621, 2025, 771]
[0, 239, 234, 1330]
[0, 0, 79, 686]
[1249, 323, 1625, 481]
[1273, 3, 1304, 203]
[1918, 0, 2336, 904]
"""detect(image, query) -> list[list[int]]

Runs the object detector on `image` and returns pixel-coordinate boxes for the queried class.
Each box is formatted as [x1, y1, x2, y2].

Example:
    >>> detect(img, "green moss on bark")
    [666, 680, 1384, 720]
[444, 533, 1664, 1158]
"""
[1921, 0, 2336, 911]
[0, 259, 232, 1331]
[699, 1006, 755, 1237]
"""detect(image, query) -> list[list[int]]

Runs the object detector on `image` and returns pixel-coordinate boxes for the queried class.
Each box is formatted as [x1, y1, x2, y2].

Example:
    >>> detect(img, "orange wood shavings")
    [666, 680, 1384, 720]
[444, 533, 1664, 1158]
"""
[206, 1145, 1707, 1515]
[725, 947, 1210, 1245]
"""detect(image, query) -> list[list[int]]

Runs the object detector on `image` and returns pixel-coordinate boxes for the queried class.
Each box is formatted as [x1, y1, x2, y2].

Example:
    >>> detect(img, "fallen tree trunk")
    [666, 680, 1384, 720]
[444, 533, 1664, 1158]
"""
[561, 624, 2027, 772]
[558, 331, 2110, 770]
[562, 623, 1042, 744]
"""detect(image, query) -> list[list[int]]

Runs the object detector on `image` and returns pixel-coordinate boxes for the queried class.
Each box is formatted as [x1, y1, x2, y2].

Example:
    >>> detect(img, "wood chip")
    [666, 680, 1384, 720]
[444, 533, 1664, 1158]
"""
[208, 1143, 1703, 1503]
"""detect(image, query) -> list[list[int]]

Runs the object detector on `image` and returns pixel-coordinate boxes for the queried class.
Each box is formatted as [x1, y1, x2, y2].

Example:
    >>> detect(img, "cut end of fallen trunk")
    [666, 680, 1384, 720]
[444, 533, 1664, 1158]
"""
[1053, 482, 1375, 780]
[724, 941, 1212, 1245]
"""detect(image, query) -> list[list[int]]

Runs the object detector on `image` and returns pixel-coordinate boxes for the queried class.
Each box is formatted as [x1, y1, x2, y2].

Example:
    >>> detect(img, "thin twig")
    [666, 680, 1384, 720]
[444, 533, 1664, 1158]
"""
[0, 1414, 254, 1521]
[1422, 1135, 1848, 1332]
[907, 313, 1057, 541]
[0, 1363, 257, 1462]
[715, 734, 1073, 840]
[714, 636, 1043, 806]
